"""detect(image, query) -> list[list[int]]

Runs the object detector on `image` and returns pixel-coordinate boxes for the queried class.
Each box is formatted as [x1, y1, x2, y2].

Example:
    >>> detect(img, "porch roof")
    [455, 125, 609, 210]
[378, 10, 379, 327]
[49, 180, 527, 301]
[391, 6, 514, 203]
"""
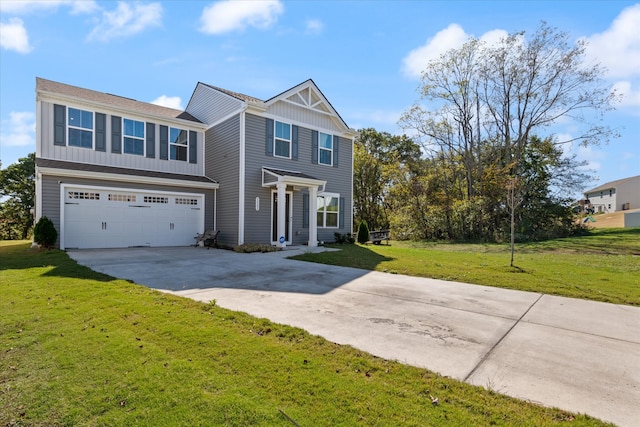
[262, 167, 326, 191]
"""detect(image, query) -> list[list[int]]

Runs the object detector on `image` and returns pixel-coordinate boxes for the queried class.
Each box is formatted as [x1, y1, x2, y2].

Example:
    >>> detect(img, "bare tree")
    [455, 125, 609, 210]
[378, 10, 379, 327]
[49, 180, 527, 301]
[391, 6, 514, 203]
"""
[400, 22, 619, 243]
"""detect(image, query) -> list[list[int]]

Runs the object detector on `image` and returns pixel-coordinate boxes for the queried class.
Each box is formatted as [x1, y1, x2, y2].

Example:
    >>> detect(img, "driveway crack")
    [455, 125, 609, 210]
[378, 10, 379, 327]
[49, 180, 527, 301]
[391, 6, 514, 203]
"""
[463, 293, 544, 382]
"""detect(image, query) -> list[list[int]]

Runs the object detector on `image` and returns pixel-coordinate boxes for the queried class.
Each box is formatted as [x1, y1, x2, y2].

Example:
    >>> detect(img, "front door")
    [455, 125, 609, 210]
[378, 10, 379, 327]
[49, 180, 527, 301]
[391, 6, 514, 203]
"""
[271, 191, 292, 244]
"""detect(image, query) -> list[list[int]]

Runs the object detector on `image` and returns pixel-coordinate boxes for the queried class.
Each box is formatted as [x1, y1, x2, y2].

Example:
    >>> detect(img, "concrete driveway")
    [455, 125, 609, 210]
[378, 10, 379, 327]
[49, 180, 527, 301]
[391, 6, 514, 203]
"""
[69, 246, 640, 427]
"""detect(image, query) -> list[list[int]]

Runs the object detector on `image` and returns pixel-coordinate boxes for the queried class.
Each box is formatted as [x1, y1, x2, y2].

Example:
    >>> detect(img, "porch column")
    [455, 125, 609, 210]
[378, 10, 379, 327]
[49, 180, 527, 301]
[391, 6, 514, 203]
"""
[276, 182, 287, 248]
[308, 185, 318, 247]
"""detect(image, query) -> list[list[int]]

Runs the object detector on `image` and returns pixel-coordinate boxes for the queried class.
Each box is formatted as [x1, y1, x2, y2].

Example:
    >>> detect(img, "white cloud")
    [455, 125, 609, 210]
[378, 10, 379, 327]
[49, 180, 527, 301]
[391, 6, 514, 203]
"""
[0, 112, 35, 148]
[151, 95, 183, 110]
[611, 80, 640, 108]
[0, 0, 98, 15]
[305, 19, 323, 35]
[87, 2, 162, 42]
[581, 4, 640, 79]
[0, 18, 32, 53]
[402, 24, 468, 79]
[402, 24, 509, 79]
[199, 0, 283, 35]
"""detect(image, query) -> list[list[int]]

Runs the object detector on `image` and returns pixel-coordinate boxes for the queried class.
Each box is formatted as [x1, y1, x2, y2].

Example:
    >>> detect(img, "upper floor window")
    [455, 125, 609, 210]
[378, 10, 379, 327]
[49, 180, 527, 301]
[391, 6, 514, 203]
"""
[123, 118, 144, 156]
[170, 127, 188, 161]
[68, 107, 93, 148]
[319, 132, 333, 166]
[274, 121, 291, 158]
[317, 193, 339, 228]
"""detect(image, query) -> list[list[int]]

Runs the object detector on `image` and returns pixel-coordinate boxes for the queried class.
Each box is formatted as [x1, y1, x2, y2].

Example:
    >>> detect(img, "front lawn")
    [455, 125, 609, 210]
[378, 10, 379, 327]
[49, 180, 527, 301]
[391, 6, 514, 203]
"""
[292, 228, 640, 306]
[0, 241, 610, 426]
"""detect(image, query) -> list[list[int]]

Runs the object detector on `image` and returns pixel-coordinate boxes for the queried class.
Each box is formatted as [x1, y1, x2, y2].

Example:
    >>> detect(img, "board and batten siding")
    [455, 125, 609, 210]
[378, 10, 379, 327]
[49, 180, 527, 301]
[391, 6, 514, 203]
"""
[243, 113, 353, 245]
[265, 101, 343, 134]
[186, 84, 244, 126]
[205, 114, 241, 245]
[38, 100, 204, 176]
[39, 174, 214, 246]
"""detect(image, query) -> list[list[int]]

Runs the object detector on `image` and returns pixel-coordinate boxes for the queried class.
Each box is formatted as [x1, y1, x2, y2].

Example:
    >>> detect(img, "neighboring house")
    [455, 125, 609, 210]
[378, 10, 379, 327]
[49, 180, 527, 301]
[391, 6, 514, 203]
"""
[583, 175, 640, 213]
[35, 77, 357, 250]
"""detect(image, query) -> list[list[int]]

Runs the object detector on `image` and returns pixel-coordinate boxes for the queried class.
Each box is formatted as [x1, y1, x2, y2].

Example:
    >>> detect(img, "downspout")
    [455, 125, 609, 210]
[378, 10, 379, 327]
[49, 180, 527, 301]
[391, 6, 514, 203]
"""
[238, 110, 246, 245]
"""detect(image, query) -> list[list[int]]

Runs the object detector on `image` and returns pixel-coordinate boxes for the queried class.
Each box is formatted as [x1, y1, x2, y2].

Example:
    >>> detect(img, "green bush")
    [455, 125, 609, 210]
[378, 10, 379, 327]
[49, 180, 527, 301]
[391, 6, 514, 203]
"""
[357, 220, 370, 244]
[334, 232, 355, 244]
[234, 243, 279, 253]
[33, 216, 57, 248]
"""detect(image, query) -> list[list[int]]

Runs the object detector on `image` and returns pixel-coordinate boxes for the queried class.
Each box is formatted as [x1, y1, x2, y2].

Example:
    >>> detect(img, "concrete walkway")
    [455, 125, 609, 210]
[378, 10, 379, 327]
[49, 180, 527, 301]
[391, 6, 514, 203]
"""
[69, 246, 640, 427]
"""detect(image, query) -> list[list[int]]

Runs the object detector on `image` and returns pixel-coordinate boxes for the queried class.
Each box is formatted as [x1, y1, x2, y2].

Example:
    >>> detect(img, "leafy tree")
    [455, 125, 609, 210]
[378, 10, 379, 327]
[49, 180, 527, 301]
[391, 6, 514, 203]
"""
[0, 153, 35, 239]
[398, 22, 616, 244]
[353, 128, 420, 230]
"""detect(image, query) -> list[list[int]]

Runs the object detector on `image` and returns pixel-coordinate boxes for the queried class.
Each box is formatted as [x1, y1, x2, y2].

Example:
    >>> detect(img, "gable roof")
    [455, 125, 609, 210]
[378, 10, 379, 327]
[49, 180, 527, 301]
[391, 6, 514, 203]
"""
[584, 175, 640, 193]
[36, 77, 202, 124]
[197, 82, 263, 104]
[265, 79, 350, 130]
[191, 79, 354, 134]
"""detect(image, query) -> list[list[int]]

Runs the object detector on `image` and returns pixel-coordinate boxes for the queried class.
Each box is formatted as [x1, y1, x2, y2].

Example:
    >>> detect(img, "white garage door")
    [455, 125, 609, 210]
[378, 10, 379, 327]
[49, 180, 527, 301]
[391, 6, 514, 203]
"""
[62, 185, 204, 249]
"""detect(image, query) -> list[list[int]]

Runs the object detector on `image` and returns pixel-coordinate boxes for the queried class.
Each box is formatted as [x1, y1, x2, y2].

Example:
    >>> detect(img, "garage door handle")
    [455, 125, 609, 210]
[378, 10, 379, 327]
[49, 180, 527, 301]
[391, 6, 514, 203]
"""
[129, 205, 151, 208]
[102, 222, 107, 230]
[65, 202, 80, 205]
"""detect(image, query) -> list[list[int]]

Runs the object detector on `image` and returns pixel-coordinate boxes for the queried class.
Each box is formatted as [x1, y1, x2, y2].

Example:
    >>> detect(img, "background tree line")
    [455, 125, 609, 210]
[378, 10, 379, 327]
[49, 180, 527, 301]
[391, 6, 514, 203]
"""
[354, 23, 616, 243]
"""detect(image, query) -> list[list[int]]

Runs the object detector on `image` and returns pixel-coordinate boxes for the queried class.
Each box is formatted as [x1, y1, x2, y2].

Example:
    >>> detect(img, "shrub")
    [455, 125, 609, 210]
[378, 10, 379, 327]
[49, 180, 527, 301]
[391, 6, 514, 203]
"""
[234, 243, 279, 253]
[357, 220, 370, 244]
[334, 232, 355, 244]
[33, 216, 57, 248]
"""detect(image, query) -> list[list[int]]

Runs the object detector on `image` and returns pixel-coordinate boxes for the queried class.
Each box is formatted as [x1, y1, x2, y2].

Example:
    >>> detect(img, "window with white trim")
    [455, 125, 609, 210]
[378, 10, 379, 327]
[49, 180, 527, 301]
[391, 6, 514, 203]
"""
[317, 193, 339, 228]
[274, 121, 291, 158]
[318, 132, 333, 165]
[170, 127, 188, 161]
[68, 107, 93, 148]
[123, 118, 145, 156]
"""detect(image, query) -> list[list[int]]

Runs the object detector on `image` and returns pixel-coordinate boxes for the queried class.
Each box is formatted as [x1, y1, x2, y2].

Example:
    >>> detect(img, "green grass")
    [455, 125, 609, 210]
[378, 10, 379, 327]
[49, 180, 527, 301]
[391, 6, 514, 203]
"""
[293, 228, 640, 306]
[0, 241, 611, 426]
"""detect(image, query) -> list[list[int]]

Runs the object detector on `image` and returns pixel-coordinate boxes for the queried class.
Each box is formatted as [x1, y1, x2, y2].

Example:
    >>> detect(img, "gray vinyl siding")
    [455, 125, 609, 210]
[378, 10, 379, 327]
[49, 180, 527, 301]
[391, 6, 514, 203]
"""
[244, 113, 353, 245]
[186, 83, 244, 125]
[37, 100, 204, 176]
[39, 174, 214, 247]
[205, 114, 241, 245]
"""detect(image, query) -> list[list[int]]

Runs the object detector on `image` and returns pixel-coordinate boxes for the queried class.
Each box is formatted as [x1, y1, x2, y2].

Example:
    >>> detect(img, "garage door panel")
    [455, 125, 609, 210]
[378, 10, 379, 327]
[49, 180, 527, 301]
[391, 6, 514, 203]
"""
[63, 186, 204, 249]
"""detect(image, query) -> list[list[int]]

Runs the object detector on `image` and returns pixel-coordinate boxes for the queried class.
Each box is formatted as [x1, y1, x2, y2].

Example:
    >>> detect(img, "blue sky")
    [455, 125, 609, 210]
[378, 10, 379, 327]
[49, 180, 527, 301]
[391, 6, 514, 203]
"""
[1, 0, 638, 193]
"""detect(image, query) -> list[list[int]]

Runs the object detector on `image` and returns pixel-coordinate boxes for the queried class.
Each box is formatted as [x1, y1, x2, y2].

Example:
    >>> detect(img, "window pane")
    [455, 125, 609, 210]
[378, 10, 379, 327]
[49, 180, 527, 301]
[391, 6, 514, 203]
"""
[316, 196, 325, 210]
[319, 149, 332, 165]
[69, 108, 92, 130]
[275, 121, 290, 140]
[275, 139, 290, 157]
[124, 119, 134, 136]
[69, 128, 92, 148]
[317, 212, 324, 227]
[124, 119, 144, 138]
[170, 128, 188, 145]
[319, 132, 332, 149]
[326, 196, 339, 212]
[134, 121, 144, 138]
[124, 137, 144, 155]
[171, 145, 187, 161]
[81, 110, 93, 129]
[326, 212, 338, 227]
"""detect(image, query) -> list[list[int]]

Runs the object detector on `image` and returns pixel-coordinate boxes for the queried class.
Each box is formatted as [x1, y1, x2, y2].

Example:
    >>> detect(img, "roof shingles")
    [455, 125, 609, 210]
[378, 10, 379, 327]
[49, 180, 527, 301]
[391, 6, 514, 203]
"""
[36, 77, 202, 123]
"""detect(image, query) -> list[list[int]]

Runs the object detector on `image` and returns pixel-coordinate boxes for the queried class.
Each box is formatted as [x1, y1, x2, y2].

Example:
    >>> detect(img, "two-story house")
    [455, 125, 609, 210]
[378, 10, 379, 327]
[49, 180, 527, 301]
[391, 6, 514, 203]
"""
[583, 175, 640, 213]
[34, 78, 356, 250]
